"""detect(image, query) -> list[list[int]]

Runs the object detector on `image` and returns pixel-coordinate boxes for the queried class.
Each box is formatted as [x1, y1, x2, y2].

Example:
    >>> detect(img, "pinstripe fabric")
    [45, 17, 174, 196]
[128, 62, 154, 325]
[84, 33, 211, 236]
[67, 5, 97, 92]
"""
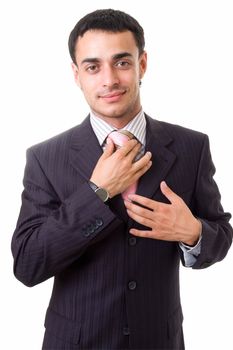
[90, 110, 208, 267]
[11, 115, 232, 349]
[90, 109, 146, 147]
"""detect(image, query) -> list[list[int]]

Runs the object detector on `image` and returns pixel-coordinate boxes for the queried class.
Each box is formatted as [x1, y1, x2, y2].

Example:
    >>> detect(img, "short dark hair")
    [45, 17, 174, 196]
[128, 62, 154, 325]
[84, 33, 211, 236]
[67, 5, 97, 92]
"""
[68, 9, 145, 64]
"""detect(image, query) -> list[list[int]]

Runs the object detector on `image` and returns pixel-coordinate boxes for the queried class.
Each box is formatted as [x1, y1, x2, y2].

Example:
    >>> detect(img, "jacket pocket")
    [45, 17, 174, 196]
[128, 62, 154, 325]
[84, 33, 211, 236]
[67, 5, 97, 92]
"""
[167, 306, 184, 338]
[44, 307, 81, 345]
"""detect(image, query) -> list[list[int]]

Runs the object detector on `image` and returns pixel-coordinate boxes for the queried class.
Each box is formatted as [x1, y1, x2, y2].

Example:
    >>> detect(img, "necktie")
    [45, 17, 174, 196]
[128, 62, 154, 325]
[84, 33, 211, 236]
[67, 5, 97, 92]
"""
[107, 130, 139, 200]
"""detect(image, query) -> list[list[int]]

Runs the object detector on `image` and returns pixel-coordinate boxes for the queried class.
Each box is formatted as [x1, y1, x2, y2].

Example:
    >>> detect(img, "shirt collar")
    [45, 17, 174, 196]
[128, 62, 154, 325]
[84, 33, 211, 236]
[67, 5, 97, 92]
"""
[90, 109, 146, 147]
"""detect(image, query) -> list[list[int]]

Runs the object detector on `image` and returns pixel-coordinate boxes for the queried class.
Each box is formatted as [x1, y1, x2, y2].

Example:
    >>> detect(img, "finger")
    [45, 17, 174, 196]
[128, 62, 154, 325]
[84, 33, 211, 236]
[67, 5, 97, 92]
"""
[160, 181, 181, 204]
[127, 194, 158, 211]
[129, 228, 154, 238]
[126, 142, 143, 162]
[129, 228, 175, 241]
[126, 208, 155, 229]
[129, 160, 152, 184]
[129, 154, 152, 182]
[124, 199, 155, 220]
[117, 139, 138, 157]
[102, 138, 115, 158]
[132, 151, 152, 171]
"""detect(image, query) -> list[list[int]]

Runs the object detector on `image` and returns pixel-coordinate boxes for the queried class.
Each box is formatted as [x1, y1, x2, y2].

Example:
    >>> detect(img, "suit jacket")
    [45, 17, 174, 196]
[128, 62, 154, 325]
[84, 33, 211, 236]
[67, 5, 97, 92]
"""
[12, 115, 233, 350]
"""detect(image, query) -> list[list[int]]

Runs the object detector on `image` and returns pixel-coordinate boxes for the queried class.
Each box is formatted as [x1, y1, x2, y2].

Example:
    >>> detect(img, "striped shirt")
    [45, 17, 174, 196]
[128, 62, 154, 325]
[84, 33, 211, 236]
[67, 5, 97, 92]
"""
[90, 109, 146, 151]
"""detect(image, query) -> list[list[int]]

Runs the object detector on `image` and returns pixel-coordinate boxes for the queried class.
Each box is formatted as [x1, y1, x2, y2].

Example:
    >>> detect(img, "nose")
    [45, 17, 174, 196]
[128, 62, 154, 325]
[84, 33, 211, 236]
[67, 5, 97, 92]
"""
[102, 64, 120, 87]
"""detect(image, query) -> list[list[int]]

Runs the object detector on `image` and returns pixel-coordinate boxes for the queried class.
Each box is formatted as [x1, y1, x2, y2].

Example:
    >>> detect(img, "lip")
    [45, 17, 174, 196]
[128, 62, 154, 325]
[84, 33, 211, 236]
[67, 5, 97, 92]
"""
[99, 91, 126, 102]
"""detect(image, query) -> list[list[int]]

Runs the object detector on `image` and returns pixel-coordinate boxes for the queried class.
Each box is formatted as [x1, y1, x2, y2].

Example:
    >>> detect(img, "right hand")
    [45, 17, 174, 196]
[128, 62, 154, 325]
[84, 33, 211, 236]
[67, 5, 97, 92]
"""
[90, 138, 152, 198]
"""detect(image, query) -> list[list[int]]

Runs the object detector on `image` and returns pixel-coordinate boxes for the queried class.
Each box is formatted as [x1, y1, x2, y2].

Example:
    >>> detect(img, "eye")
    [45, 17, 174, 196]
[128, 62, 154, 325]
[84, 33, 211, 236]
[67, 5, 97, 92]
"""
[86, 64, 99, 73]
[115, 60, 131, 69]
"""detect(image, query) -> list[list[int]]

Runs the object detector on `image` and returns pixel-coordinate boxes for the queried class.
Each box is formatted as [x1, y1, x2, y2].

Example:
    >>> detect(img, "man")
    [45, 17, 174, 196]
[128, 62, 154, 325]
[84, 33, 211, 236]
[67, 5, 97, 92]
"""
[12, 9, 232, 350]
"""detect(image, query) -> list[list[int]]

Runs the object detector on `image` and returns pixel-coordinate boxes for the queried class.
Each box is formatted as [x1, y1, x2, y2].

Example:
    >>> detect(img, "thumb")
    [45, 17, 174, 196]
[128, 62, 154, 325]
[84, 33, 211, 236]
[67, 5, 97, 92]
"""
[102, 137, 115, 158]
[160, 181, 179, 204]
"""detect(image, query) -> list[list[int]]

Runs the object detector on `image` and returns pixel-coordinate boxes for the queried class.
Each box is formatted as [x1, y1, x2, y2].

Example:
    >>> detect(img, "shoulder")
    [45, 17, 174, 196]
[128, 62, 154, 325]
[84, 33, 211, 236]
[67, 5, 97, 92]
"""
[146, 115, 208, 145]
[27, 116, 90, 158]
[162, 121, 205, 137]
[28, 126, 76, 155]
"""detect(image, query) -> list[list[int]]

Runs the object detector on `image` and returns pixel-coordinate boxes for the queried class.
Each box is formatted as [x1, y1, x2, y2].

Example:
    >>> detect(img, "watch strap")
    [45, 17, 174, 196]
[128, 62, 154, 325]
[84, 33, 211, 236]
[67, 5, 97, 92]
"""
[89, 181, 109, 203]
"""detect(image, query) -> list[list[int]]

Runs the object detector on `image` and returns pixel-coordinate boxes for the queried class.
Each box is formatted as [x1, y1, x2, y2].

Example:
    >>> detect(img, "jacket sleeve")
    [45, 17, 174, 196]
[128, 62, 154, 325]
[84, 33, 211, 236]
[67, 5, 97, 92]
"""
[191, 135, 233, 269]
[11, 147, 123, 287]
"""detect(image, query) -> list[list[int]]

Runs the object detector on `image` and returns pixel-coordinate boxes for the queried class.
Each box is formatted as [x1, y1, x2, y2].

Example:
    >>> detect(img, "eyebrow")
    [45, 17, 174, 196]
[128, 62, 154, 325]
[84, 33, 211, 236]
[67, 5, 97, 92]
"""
[80, 52, 133, 65]
[112, 52, 133, 60]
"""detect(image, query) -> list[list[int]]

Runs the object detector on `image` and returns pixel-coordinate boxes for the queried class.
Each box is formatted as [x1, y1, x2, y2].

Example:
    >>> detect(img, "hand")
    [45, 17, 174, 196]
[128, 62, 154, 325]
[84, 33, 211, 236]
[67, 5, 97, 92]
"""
[90, 138, 152, 198]
[124, 181, 202, 246]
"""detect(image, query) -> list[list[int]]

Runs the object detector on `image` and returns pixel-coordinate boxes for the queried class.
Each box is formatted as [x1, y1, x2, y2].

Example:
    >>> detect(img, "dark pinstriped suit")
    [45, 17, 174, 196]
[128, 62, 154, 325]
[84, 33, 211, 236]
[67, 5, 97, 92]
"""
[12, 115, 232, 349]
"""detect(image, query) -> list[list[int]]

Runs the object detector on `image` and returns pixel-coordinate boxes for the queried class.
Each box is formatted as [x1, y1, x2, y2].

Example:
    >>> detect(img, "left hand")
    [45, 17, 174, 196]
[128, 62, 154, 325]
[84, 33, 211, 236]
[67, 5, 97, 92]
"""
[124, 181, 201, 246]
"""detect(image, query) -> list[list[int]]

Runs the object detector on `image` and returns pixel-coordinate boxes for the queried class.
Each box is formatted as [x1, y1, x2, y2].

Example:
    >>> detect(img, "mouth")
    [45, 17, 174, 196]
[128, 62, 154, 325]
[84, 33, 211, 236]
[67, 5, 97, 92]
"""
[99, 90, 126, 102]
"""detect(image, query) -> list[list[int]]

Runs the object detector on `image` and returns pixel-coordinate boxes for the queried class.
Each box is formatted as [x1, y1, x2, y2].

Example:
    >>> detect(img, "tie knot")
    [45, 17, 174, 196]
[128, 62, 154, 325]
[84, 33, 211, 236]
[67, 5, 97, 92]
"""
[108, 130, 135, 148]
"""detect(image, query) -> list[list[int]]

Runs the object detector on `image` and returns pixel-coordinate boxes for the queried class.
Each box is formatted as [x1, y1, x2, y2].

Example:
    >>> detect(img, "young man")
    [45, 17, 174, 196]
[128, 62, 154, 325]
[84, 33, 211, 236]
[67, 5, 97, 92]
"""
[12, 9, 232, 350]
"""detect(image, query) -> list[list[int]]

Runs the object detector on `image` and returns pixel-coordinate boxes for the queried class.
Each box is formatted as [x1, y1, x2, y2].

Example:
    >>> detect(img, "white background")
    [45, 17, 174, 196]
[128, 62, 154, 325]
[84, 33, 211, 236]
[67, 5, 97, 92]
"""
[0, 1, 233, 349]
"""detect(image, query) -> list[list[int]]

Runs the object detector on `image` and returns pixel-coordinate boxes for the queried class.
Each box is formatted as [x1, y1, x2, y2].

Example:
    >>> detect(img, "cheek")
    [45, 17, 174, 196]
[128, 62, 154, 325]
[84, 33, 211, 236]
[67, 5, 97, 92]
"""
[128, 76, 140, 94]
[79, 77, 96, 96]
[126, 71, 140, 91]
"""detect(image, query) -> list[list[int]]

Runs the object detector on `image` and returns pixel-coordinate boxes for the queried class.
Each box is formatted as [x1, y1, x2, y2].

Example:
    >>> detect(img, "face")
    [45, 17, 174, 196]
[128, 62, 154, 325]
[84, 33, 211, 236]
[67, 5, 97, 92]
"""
[72, 30, 147, 127]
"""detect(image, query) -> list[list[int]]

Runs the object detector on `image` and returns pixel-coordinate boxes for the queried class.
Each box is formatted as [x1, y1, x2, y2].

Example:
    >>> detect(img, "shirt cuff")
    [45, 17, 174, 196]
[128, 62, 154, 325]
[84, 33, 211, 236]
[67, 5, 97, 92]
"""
[180, 233, 202, 254]
[179, 234, 202, 267]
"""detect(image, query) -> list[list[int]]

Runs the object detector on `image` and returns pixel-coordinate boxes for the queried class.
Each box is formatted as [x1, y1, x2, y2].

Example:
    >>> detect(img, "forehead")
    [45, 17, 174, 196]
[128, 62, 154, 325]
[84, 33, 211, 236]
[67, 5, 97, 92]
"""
[75, 30, 138, 61]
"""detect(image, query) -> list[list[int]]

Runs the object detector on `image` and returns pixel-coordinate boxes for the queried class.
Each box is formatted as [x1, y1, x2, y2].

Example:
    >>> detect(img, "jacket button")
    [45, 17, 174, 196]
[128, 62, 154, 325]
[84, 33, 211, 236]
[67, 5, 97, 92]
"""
[128, 281, 137, 290]
[87, 224, 95, 234]
[129, 237, 137, 246]
[123, 327, 130, 336]
[82, 226, 90, 237]
[83, 230, 91, 237]
[95, 218, 103, 227]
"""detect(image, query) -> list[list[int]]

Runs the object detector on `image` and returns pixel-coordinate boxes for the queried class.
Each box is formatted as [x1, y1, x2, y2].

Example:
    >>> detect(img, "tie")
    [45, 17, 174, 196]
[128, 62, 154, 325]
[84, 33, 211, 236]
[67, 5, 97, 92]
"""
[107, 130, 139, 200]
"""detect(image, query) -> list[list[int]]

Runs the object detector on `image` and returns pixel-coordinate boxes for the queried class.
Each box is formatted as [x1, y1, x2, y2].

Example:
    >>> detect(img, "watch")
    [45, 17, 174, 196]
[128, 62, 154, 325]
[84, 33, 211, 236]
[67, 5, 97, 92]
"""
[89, 181, 109, 203]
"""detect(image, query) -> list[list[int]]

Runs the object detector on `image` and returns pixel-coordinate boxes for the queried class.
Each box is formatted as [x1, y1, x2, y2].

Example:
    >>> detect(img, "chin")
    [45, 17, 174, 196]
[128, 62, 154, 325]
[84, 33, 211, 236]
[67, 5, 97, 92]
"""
[95, 106, 126, 118]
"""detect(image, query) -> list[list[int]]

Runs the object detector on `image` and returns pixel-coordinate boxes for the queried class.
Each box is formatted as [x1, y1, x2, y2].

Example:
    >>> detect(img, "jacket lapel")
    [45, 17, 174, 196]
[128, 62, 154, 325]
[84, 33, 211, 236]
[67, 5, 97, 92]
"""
[69, 115, 128, 222]
[68, 114, 176, 223]
[137, 116, 176, 199]
[69, 116, 103, 181]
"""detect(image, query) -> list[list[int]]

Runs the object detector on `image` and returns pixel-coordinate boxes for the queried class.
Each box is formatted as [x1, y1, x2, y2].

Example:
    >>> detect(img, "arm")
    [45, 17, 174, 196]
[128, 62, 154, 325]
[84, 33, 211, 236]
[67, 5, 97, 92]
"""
[190, 135, 232, 269]
[124, 136, 232, 268]
[12, 139, 152, 287]
[11, 148, 121, 287]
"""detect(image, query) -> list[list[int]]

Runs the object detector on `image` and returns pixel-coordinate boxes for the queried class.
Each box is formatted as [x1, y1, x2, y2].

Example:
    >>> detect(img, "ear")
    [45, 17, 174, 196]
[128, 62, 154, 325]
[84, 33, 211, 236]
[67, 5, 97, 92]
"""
[71, 62, 81, 87]
[139, 51, 147, 79]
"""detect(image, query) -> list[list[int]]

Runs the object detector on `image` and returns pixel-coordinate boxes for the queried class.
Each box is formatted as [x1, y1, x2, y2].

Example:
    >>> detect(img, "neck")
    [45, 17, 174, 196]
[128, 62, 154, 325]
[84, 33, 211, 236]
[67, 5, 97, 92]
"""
[91, 107, 142, 129]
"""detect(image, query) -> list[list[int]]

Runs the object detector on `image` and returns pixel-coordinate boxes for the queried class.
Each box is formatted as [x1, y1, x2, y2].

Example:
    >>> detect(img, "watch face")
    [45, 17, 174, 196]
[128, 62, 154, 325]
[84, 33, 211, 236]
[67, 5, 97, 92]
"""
[96, 188, 109, 202]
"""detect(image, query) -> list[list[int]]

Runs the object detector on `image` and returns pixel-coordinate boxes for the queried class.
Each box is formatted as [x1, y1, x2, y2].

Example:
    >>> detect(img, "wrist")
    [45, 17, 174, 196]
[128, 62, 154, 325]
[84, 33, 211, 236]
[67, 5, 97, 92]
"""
[90, 177, 115, 198]
[89, 180, 110, 203]
[186, 219, 202, 246]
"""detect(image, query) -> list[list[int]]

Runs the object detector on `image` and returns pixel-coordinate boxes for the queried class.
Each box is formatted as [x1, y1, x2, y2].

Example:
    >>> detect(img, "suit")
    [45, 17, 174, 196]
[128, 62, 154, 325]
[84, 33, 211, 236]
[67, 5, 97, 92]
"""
[12, 115, 233, 349]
